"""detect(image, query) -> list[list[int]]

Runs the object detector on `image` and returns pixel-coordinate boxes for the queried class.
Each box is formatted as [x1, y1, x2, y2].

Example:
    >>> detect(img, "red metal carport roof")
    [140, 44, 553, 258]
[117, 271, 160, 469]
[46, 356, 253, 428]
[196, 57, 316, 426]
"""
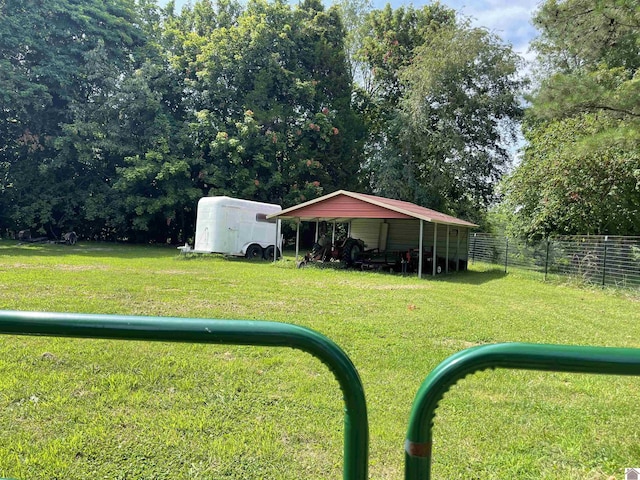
[268, 190, 477, 227]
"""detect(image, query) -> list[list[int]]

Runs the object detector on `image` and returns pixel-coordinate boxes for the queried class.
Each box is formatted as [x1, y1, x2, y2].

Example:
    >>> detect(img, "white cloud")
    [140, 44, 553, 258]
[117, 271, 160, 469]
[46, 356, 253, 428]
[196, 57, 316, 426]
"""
[167, 0, 542, 61]
[439, 0, 541, 50]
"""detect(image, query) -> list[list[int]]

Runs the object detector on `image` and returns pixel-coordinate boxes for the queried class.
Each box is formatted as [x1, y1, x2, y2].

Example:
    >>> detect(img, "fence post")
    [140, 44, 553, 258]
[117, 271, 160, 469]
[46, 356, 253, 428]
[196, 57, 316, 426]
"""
[472, 233, 476, 265]
[504, 237, 508, 273]
[602, 235, 608, 288]
[544, 239, 550, 281]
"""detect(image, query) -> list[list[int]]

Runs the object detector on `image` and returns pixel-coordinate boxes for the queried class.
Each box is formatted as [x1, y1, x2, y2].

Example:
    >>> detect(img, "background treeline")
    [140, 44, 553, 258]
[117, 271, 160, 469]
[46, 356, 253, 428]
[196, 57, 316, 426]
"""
[0, 0, 637, 243]
[500, 0, 640, 240]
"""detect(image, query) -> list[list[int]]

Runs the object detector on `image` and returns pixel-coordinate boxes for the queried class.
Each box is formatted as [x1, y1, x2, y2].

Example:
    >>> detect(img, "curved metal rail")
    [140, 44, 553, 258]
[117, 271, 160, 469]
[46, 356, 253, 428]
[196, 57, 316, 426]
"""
[4, 312, 640, 480]
[0, 310, 368, 480]
[405, 342, 640, 480]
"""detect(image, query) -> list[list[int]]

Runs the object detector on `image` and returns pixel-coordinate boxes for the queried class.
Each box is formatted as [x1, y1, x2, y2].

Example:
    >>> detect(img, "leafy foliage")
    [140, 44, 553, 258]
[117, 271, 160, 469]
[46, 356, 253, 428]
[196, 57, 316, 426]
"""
[359, 7, 525, 223]
[502, 114, 640, 238]
[0, 0, 145, 238]
[358, 4, 455, 106]
[0, 0, 362, 241]
[531, 0, 640, 73]
[178, 0, 362, 207]
[0, 0, 532, 242]
[502, 0, 640, 238]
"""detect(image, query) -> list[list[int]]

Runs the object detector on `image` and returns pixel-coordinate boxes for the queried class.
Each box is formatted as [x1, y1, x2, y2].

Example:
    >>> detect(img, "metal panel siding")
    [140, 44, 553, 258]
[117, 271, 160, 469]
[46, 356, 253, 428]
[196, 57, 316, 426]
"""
[350, 219, 383, 250]
[387, 224, 469, 261]
[435, 224, 447, 257]
[350, 218, 471, 261]
[386, 219, 436, 251]
[456, 228, 469, 261]
[435, 226, 469, 259]
[386, 219, 417, 250]
[287, 195, 412, 219]
[378, 222, 389, 251]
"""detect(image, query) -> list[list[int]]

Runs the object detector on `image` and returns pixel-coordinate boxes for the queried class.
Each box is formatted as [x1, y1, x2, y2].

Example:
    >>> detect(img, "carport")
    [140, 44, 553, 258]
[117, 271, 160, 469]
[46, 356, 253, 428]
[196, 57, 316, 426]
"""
[267, 190, 477, 278]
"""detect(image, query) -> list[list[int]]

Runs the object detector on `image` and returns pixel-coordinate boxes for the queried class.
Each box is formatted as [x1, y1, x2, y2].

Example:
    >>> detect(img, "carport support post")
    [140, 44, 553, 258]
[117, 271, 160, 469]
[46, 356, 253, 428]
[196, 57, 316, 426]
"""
[432, 223, 438, 276]
[295, 221, 300, 262]
[332, 221, 336, 246]
[315, 220, 319, 243]
[418, 220, 424, 279]
[455, 230, 460, 272]
[445, 225, 450, 274]
[273, 219, 281, 264]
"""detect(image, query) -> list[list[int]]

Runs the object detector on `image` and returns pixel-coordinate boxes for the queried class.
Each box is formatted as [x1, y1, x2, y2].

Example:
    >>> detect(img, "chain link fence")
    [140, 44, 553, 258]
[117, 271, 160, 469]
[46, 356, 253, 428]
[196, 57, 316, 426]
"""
[469, 233, 640, 290]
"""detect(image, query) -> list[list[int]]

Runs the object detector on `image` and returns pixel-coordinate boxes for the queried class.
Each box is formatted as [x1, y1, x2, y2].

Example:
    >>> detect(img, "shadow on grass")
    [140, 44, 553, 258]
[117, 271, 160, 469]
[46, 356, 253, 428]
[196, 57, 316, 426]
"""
[381, 267, 507, 285]
[297, 261, 508, 285]
[0, 241, 509, 285]
[433, 268, 507, 285]
[0, 240, 183, 260]
[0, 240, 284, 263]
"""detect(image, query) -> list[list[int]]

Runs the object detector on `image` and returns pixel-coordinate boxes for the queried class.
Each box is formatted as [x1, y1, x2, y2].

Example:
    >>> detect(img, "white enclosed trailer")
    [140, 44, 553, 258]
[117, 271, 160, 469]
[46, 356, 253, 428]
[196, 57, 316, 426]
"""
[193, 196, 282, 259]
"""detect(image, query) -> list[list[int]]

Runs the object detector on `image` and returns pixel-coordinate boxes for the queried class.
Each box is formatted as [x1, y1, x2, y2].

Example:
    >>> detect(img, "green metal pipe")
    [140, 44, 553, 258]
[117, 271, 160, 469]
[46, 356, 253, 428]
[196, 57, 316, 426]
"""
[0, 310, 368, 480]
[405, 342, 640, 480]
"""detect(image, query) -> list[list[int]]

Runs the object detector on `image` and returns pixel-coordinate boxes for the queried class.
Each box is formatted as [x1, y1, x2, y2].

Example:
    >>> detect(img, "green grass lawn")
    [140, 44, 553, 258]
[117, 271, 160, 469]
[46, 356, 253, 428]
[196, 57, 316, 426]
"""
[0, 240, 639, 479]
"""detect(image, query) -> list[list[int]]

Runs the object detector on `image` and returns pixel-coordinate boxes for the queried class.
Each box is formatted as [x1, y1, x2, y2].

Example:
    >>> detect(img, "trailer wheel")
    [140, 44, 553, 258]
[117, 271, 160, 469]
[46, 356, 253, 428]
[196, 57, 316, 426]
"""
[263, 246, 280, 261]
[245, 244, 263, 260]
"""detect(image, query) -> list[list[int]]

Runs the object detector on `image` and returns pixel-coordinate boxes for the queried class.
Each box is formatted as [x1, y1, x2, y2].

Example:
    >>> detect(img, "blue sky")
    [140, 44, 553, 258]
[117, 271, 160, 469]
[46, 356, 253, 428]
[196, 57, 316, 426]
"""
[435, 0, 541, 62]
[169, 0, 542, 63]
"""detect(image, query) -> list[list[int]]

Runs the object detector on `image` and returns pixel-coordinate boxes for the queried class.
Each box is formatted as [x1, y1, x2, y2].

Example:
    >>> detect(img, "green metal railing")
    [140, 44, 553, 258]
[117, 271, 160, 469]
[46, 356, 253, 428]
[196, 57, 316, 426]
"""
[0, 310, 368, 480]
[4, 312, 640, 479]
[405, 342, 640, 480]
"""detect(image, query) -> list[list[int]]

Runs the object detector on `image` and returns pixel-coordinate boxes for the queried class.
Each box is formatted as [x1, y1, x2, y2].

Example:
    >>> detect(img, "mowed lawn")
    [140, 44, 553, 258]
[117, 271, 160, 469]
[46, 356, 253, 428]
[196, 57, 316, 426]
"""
[0, 240, 639, 480]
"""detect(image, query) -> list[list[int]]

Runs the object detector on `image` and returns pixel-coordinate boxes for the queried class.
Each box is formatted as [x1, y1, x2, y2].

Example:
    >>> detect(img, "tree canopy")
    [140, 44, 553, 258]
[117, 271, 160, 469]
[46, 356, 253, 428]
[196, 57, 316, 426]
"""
[358, 6, 525, 225]
[501, 0, 640, 239]
[1, 0, 529, 242]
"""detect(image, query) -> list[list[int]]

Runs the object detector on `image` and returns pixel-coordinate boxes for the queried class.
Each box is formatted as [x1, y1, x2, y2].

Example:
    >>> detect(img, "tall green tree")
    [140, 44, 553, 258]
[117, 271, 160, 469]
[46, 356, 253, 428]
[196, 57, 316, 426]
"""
[530, 0, 640, 126]
[502, 114, 640, 238]
[398, 22, 524, 219]
[0, 0, 368, 242]
[358, 4, 455, 115]
[178, 0, 363, 207]
[65, 57, 200, 242]
[358, 5, 524, 223]
[0, 0, 146, 237]
[532, 0, 640, 73]
[502, 0, 640, 238]
[332, 0, 372, 82]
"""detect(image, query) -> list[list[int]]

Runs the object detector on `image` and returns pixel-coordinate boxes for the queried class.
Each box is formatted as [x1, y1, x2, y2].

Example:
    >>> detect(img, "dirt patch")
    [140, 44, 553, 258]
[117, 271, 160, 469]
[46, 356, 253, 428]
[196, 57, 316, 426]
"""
[1, 263, 34, 269]
[149, 269, 194, 276]
[54, 264, 109, 272]
[436, 338, 486, 350]
[363, 284, 431, 291]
